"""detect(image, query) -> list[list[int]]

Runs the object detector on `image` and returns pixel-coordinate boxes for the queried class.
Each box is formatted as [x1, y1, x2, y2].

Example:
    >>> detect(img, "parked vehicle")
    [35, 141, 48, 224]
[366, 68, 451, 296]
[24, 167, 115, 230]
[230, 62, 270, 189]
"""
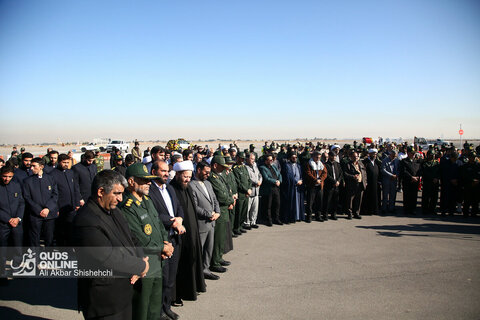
[81, 143, 104, 152]
[106, 140, 129, 153]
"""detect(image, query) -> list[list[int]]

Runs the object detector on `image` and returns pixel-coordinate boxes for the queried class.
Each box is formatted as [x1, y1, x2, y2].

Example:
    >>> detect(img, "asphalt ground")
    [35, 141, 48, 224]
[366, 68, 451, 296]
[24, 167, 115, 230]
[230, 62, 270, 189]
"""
[1, 195, 480, 320]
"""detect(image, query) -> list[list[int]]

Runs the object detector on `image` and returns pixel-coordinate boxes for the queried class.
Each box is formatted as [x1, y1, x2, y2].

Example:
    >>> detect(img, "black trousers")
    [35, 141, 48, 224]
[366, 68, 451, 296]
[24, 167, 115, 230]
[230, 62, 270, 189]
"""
[262, 187, 280, 223]
[306, 186, 323, 220]
[323, 185, 339, 216]
[0, 224, 23, 276]
[421, 181, 439, 214]
[344, 184, 363, 216]
[403, 182, 419, 214]
[28, 216, 55, 247]
[162, 236, 181, 312]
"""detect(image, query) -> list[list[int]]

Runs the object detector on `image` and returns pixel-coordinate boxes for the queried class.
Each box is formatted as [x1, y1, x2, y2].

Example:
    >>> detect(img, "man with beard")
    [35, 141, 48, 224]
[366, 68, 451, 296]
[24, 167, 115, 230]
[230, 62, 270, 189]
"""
[421, 150, 440, 215]
[13, 152, 33, 186]
[146, 146, 166, 174]
[208, 155, 234, 273]
[23, 158, 59, 247]
[280, 152, 305, 223]
[190, 161, 221, 280]
[304, 151, 327, 222]
[149, 161, 185, 319]
[361, 149, 380, 215]
[50, 153, 82, 246]
[120, 163, 173, 320]
[381, 150, 399, 214]
[0, 164, 24, 280]
[245, 152, 262, 228]
[343, 151, 367, 219]
[232, 152, 252, 232]
[322, 151, 344, 220]
[73, 170, 149, 320]
[399, 147, 422, 215]
[259, 154, 282, 226]
[44, 150, 59, 174]
[73, 150, 97, 205]
[169, 161, 207, 302]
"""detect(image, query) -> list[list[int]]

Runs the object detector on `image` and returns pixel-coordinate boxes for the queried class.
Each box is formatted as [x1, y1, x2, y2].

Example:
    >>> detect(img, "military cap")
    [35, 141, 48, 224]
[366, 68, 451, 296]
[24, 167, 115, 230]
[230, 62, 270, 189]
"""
[20, 147, 25, 152]
[237, 151, 246, 159]
[115, 154, 123, 161]
[224, 156, 235, 164]
[213, 150, 223, 156]
[211, 155, 230, 168]
[126, 163, 159, 179]
[249, 144, 255, 148]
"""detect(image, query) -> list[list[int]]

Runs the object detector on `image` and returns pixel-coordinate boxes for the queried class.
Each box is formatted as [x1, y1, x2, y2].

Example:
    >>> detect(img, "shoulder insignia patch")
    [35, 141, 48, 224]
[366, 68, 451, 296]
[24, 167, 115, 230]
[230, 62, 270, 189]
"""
[135, 200, 140, 206]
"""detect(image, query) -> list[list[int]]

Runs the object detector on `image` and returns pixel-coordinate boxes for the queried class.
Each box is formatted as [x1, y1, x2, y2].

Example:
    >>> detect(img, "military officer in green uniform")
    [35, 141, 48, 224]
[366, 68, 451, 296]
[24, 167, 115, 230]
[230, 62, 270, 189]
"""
[223, 156, 238, 236]
[232, 152, 252, 234]
[94, 150, 105, 173]
[208, 155, 234, 273]
[119, 163, 174, 320]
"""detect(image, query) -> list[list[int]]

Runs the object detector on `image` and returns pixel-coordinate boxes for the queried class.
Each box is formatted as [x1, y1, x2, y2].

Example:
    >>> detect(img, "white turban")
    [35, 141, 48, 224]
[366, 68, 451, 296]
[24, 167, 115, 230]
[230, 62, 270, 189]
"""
[368, 148, 378, 153]
[330, 145, 340, 151]
[173, 160, 194, 172]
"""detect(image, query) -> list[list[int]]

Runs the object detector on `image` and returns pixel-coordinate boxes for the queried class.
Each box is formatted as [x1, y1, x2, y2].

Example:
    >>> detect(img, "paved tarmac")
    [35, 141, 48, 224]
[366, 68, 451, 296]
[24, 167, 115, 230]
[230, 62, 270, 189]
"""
[1, 212, 479, 319]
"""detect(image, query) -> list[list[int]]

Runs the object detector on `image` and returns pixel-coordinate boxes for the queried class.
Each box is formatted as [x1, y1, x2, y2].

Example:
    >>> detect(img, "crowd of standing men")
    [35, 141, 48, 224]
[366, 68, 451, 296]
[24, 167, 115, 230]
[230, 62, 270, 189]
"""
[0, 139, 479, 319]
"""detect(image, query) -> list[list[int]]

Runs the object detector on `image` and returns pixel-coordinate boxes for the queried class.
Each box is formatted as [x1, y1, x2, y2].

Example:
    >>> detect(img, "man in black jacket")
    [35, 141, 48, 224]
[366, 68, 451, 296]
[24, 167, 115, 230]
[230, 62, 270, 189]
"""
[400, 147, 421, 215]
[73, 151, 97, 204]
[149, 161, 185, 319]
[322, 151, 344, 220]
[73, 170, 149, 320]
[23, 158, 58, 247]
[50, 153, 82, 246]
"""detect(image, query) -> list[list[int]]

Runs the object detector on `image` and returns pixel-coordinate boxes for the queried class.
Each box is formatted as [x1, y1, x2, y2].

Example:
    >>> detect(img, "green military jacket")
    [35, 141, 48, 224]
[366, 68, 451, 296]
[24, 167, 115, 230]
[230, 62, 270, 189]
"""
[225, 170, 238, 196]
[119, 190, 168, 277]
[208, 171, 234, 220]
[232, 164, 251, 195]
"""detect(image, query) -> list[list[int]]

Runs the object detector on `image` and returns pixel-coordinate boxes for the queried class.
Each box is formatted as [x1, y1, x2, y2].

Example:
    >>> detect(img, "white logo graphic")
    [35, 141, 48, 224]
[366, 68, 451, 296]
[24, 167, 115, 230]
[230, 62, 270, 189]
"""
[11, 248, 36, 276]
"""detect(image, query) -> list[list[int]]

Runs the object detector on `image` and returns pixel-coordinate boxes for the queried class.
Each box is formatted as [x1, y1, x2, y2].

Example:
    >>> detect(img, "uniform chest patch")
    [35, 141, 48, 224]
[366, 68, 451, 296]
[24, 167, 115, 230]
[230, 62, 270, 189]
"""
[48, 185, 51, 190]
[144, 224, 152, 235]
[14, 193, 18, 198]
[140, 214, 148, 220]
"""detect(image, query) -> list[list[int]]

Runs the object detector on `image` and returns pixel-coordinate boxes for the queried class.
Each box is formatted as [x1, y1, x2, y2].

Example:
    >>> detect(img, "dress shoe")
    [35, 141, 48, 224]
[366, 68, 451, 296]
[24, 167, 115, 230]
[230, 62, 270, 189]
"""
[322, 215, 328, 221]
[331, 215, 337, 220]
[251, 224, 259, 229]
[315, 216, 324, 222]
[353, 214, 362, 219]
[240, 228, 247, 233]
[219, 260, 231, 266]
[234, 230, 242, 235]
[210, 266, 227, 273]
[347, 214, 352, 220]
[232, 233, 238, 238]
[265, 222, 273, 227]
[243, 224, 252, 230]
[204, 272, 220, 280]
[171, 299, 183, 307]
[164, 309, 180, 320]
[274, 220, 283, 225]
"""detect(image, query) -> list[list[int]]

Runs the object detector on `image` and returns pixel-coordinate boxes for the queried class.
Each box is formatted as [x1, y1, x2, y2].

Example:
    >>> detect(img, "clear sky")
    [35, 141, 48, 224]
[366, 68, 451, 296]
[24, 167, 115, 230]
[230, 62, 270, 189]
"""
[1, 0, 479, 144]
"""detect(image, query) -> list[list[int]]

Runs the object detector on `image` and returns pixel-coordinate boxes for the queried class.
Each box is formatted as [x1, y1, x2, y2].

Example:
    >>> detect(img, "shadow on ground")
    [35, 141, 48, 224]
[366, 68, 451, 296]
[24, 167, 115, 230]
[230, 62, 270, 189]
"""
[0, 307, 49, 320]
[0, 278, 77, 310]
[357, 223, 480, 239]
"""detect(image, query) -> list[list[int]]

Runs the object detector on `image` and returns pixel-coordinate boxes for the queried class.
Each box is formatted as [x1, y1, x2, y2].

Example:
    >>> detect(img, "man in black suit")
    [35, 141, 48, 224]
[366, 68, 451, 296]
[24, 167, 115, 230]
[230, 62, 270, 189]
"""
[22, 157, 59, 247]
[50, 153, 82, 246]
[400, 147, 421, 215]
[44, 150, 59, 174]
[322, 151, 344, 220]
[73, 151, 97, 205]
[149, 161, 185, 319]
[361, 149, 380, 215]
[343, 151, 367, 219]
[13, 152, 33, 186]
[73, 170, 149, 320]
